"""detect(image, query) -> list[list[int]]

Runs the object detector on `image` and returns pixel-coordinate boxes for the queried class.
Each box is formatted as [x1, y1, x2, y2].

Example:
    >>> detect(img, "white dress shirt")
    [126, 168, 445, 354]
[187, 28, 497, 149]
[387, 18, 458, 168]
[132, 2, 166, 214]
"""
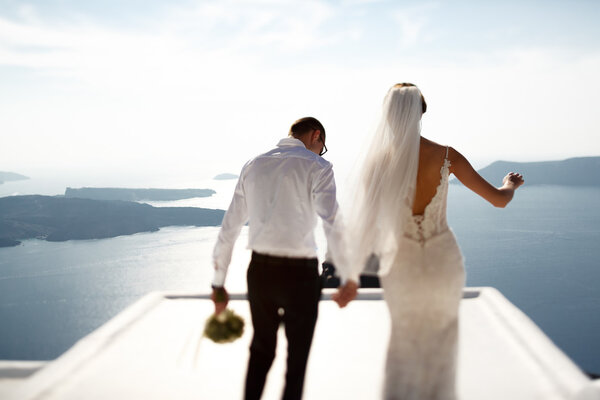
[212, 137, 357, 287]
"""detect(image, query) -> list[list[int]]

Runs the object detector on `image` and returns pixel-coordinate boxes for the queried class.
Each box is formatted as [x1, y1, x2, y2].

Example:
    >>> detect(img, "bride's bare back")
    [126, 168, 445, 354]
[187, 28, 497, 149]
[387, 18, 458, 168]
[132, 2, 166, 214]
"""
[413, 136, 524, 214]
[413, 137, 449, 215]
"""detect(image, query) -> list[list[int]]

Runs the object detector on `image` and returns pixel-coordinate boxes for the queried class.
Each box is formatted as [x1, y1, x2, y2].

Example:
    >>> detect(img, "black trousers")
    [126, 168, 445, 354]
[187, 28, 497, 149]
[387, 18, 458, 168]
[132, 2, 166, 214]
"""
[245, 252, 322, 400]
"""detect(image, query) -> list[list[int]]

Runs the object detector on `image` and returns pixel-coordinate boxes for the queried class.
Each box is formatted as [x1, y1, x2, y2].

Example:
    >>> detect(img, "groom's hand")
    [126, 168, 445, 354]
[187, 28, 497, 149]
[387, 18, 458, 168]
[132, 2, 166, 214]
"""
[211, 286, 229, 315]
[332, 280, 358, 308]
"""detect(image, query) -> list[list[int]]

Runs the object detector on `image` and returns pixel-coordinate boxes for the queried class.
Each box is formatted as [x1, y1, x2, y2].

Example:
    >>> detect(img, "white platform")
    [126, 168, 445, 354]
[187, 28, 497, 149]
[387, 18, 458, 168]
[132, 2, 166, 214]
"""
[1, 288, 599, 400]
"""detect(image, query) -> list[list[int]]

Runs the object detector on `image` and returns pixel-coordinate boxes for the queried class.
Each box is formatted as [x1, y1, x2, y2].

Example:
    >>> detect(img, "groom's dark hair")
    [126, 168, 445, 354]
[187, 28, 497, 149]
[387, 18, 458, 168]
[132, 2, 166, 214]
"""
[289, 117, 326, 143]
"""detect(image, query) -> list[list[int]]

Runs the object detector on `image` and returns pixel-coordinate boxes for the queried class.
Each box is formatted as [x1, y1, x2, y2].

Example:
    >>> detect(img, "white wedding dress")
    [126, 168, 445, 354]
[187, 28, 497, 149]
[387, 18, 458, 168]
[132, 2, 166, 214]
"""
[380, 149, 465, 400]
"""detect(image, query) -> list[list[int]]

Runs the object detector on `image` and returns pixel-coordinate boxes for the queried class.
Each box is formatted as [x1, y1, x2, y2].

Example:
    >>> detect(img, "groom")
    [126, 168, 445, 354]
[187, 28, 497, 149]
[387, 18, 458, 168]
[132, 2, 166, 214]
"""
[211, 117, 358, 400]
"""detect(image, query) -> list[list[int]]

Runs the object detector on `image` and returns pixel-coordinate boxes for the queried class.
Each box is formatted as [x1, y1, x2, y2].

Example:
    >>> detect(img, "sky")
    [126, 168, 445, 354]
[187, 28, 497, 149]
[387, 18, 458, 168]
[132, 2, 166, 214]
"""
[1, 0, 600, 184]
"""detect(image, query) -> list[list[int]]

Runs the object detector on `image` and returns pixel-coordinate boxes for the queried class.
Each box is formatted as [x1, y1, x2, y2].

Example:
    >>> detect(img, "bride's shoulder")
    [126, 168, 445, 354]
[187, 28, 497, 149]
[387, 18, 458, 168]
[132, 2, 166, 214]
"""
[421, 139, 463, 171]
[420, 137, 447, 157]
[445, 146, 464, 161]
[445, 146, 473, 174]
[421, 136, 444, 148]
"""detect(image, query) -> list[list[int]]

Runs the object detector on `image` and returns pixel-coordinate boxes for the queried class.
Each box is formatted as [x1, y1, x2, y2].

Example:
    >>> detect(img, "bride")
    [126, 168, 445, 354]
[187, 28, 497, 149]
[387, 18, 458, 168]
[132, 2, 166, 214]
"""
[346, 83, 524, 400]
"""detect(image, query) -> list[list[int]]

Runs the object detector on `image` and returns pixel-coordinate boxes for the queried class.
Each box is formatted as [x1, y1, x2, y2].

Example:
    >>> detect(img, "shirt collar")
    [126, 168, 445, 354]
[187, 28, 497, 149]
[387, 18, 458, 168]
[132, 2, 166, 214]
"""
[277, 137, 306, 148]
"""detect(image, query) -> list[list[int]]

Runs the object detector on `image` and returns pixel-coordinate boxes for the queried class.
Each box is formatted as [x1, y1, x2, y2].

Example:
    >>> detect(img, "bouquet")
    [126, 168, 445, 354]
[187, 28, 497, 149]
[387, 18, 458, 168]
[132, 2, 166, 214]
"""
[203, 309, 245, 344]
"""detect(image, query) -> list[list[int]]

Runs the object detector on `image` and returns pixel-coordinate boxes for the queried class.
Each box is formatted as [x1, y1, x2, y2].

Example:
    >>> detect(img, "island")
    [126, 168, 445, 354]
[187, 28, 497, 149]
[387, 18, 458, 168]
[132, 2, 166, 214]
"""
[213, 173, 239, 180]
[0, 195, 225, 247]
[65, 187, 215, 201]
[0, 171, 29, 185]
[452, 156, 600, 186]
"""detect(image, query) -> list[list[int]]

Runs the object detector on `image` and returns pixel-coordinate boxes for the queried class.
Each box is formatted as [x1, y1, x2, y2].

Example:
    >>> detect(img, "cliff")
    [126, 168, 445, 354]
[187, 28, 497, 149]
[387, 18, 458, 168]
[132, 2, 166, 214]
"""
[453, 156, 600, 186]
[64, 187, 215, 201]
[0, 195, 224, 247]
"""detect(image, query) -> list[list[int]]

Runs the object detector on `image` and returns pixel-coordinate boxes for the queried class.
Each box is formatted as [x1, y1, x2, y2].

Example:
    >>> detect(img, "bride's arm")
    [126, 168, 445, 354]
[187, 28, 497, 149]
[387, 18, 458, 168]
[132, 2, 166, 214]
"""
[449, 147, 524, 208]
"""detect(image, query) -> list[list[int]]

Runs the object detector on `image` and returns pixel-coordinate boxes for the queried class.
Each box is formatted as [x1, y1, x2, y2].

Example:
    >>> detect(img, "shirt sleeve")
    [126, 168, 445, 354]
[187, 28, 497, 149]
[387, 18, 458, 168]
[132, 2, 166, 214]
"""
[312, 164, 360, 284]
[211, 167, 249, 287]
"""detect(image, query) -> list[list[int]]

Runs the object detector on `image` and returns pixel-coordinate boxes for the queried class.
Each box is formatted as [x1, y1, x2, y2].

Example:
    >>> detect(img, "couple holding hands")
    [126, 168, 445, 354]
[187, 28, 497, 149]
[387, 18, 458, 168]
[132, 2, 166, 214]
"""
[210, 83, 524, 400]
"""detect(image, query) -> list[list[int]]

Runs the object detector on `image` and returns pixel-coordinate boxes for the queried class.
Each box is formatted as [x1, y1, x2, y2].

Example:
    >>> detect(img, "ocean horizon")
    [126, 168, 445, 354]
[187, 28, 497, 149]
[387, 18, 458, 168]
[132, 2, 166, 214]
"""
[0, 180, 599, 376]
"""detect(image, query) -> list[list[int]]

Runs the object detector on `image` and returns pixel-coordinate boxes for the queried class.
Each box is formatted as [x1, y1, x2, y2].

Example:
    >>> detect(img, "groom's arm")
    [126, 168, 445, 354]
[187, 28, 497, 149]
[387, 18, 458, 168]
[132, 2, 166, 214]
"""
[313, 164, 360, 286]
[212, 167, 249, 288]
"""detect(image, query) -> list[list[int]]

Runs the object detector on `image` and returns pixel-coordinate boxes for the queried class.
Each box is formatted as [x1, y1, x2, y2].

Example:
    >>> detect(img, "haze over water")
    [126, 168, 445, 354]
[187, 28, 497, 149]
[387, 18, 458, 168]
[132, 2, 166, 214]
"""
[0, 176, 598, 376]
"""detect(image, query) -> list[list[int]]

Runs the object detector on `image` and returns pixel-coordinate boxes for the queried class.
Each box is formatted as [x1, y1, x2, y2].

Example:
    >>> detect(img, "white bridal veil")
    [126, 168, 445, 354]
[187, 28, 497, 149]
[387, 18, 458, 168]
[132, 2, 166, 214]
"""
[345, 84, 424, 277]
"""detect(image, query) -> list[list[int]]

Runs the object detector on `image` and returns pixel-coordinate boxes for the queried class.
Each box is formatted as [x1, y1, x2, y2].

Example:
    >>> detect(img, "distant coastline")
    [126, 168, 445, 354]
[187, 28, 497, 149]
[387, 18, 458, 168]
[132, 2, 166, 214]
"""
[452, 156, 600, 186]
[213, 173, 238, 180]
[65, 187, 216, 201]
[2, 156, 598, 247]
[0, 195, 225, 247]
[0, 171, 29, 185]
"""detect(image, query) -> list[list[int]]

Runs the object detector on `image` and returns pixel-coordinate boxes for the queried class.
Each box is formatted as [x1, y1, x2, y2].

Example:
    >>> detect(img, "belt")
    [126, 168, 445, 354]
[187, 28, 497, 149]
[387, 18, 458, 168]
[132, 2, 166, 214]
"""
[251, 251, 318, 267]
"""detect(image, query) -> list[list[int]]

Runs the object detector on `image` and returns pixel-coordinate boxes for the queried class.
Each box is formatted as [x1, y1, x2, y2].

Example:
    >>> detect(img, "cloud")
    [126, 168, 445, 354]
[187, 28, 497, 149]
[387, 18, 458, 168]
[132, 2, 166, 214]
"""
[172, 0, 339, 51]
[392, 2, 438, 48]
[394, 14, 424, 47]
[0, 1, 599, 176]
[0, 0, 361, 92]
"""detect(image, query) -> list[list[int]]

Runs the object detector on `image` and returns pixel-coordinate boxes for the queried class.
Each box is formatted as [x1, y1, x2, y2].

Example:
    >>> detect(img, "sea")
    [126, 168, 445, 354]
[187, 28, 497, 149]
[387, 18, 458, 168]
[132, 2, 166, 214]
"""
[0, 175, 599, 376]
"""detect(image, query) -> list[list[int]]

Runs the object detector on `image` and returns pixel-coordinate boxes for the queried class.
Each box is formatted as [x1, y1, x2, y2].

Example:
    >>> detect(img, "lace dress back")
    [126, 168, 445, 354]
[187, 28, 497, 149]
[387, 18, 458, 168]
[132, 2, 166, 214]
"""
[404, 146, 451, 243]
[380, 145, 465, 400]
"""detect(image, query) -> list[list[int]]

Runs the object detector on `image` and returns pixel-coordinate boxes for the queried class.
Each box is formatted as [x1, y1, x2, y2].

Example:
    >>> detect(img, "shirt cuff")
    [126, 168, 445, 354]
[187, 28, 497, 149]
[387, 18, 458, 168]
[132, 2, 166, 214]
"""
[212, 269, 227, 287]
[339, 273, 360, 286]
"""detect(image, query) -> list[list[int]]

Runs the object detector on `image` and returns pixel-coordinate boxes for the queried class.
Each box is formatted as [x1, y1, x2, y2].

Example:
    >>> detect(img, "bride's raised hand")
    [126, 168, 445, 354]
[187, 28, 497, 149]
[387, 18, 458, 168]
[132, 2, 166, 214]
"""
[502, 172, 524, 189]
